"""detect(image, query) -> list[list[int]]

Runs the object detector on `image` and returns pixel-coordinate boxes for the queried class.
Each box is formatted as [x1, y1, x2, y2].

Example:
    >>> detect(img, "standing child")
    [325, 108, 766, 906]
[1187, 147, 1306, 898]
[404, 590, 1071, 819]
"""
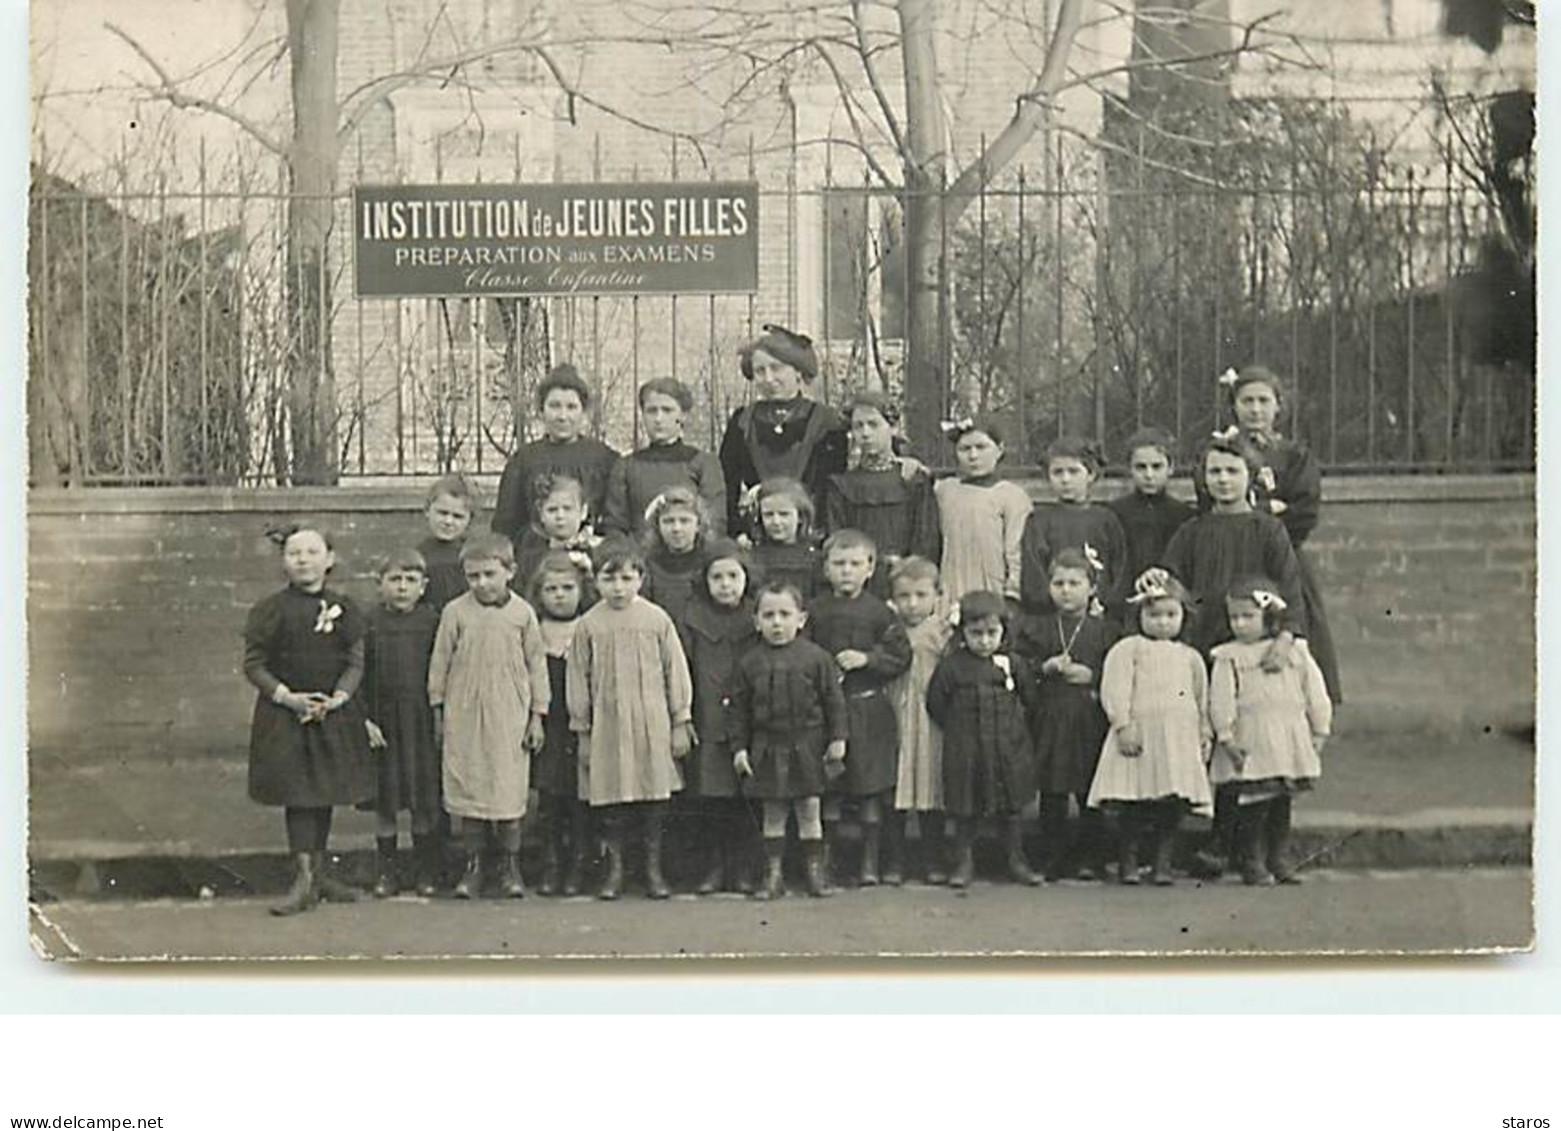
[417, 475, 479, 612]
[529, 551, 594, 896]
[730, 581, 850, 899]
[428, 535, 550, 900]
[824, 391, 941, 598]
[1209, 578, 1331, 885]
[604, 378, 727, 539]
[1107, 428, 1194, 601]
[567, 539, 695, 900]
[886, 557, 953, 884]
[362, 549, 444, 898]
[514, 473, 601, 595]
[1086, 577, 1213, 886]
[808, 529, 912, 887]
[677, 540, 762, 895]
[243, 526, 375, 916]
[749, 477, 822, 602]
[925, 590, 1041, 888]
[933, 419, 1031, 606]
[641, 486, 712, 625]
[1013, 548, 1119, 882]
[1019, 436, 1127, 616]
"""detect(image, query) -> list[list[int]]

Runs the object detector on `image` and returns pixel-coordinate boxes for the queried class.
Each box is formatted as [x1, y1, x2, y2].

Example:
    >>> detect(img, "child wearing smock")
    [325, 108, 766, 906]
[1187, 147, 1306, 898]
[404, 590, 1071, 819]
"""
[529, 550, 593, 897]
[1209, 578, 1332, 886]
[730, 581, 850, 900]
[749, 477, 823, 602]
[428, 534, 550, 900]
[886, 557, 953, 884]
[1086, 577, 1213, 886]
[807, 529, 913, 888]
[677, 541, 762, 895]
[933, 418, 1031, 607]
[417, 474, 478, 612]
[823, 391, 941, 599]
[362, 548, 443, 898]
[925, 590, 1042, 889]
[603, 378, 726, 539]
[567, 539, 695, 901]
[641, 485, 712, 626]
[243, 526, 375, 916]
[1107, 427, 1194, 592]
[1013, 547, 1118, 882]
[1019, 436, 1128, 617]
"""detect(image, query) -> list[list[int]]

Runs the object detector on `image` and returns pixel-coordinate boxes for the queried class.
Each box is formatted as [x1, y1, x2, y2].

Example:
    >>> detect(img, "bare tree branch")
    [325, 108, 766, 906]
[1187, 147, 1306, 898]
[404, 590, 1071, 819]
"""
[849, 0, 907, 155]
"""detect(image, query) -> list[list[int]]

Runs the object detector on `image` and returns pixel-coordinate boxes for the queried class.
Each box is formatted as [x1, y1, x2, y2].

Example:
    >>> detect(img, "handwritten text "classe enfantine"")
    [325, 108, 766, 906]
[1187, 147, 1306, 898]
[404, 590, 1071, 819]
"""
[360, 196, 750, 242]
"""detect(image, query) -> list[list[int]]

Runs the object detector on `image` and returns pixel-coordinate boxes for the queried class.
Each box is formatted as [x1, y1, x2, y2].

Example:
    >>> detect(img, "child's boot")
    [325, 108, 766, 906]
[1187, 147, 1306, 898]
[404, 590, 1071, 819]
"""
[924, 817, 949, 885]
[859, 820, 882, 887]
[538, 818, 561, 896]
[453, 849, 485, 899]
[412, 833, 440, 897]
[562, 807, 588, 896]
[949, 821, 975, 889]
[882, 814, 905, 887]
[1118, 810, 1141, 885]
[1005, 817, 1041, 886]
[1239, 803, 1275, 887]
[1150, 804, 1179, 887]
[757, 837, 786, 901]
[498, 852, 526, 899]
[734, 827, 759, 896]
[313, 852, 361, 903]
[598, 816, 624, 901]
[644, 809, 671, 900]
[373, 836, 398, 899]
[1266, 795, 1301, 884]
[270, 852, 318, 917]
[802, 839, 833, 898]
[695, 816, 726, 895]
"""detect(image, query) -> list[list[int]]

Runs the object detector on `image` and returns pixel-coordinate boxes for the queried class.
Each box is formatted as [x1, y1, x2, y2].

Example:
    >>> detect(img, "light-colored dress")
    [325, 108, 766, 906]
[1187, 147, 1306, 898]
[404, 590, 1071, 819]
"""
[934, 478, 1031, 603]
[1207, 638, 1331, 798]
[427, 592, 550, 821]
[1086, 635, 1213, 817]
[891, 616, 951, 811]
[566, 596, 695, 806]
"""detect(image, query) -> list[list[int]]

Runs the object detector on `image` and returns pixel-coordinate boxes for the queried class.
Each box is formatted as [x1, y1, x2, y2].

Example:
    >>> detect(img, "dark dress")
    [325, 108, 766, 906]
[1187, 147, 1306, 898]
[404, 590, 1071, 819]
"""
[1019, 502, 1129, 615]
[925, 649, 1039, 819]
[1160, 511, 1306, 659]
[1013, 611, 1117, 795]
[806, 592, 912, 797]
[534, 646, 580, 799]
[603, 440, 727, 539]
[417, 536, 467, 612]
[362, 603, 442, 819]
[1107, 490, 1195, 593]
[730, 637, 850, 800]
[718, 398, 849, 536]
[752, 540, 822, 603]
[492, 436, 619, 545]
[678, 597, 760, 798]
[823, 465, 942, 597]
[644, 545, 708, 626]
[243, 586, 375, 808]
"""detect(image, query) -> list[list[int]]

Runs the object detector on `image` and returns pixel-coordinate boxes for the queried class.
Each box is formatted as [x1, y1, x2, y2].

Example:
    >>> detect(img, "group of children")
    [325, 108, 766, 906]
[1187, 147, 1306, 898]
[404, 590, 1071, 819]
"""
[242, 361, 1338, 915]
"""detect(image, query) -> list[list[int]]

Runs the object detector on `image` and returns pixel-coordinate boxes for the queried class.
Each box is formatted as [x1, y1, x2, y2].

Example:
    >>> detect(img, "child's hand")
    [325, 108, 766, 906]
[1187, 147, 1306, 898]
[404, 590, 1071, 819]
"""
[1218, 740, 1247, 771]
[733, 750, 754, 778]
[1261, 631, 1296, 673]
[1040, 656, 1064, 676]
[835, 649, 870, 672]
[1311, 733, 1328, 756]
[671, 722, 693, 759]
[1116, 723, 1142, 758]
[896, 455, 929, 482]
[365, 720, 387, 750]
[524, 714, 546, 753]
[1269, 499, 1289, 515]
[432, 706, 444, 749]
[823, 739, 847, 779]
[1062, 662, 1093, 686]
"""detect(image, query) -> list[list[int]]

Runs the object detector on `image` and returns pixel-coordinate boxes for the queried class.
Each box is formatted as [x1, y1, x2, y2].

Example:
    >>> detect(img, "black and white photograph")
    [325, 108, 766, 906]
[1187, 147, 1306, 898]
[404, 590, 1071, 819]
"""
[23, 0, 1536, 961]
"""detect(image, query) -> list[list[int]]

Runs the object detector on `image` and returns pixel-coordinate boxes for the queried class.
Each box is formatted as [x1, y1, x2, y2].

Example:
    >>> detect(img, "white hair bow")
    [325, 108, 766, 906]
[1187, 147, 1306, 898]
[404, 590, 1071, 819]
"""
[1083, 542, 1105, 575]
[1218, 367, 1241, 388]
[1212, 424, 1242, 441]
[939, 416, 976, 439]
[1251, 589, 1287, 612]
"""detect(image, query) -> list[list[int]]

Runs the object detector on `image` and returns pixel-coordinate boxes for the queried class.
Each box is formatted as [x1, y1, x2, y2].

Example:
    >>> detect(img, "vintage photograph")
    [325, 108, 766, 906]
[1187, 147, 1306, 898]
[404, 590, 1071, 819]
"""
[24, 0, 1535, 960]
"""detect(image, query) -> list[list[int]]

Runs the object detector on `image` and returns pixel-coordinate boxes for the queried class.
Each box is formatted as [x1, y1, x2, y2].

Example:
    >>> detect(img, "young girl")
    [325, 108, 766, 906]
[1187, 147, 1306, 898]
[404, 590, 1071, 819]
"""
[749, 477, 822, 602]
[677, 540, 761, 895]
[243, 526, 375, 916]
[492, 363, 620, 545]
[1013, 547, 1118, 882]
[886, 557, 952, 884]
[514, 473, 601, 595]
[417, 475, 478, 612]
[567, 538, 695, 900]
[933, 419, 1031, 606]
[428, 534, 550, 900]
[1107, 428, 1194, 598]
[529, 551, 593, 896]
[604, 378, 727, 539]
[1209, 578, 1332, 886]
[730, 580, 849, 899]
[1086, 577, 1213, 886]
[808, 529, 912, 887]
[1019, 436, 1127, 616]
[925, 590, 1041, 888]
[641, 486, 712, 626]
[824, 391, 941, 598]
[1217, 365, 1343, 704]
[362, 549, 443, 898]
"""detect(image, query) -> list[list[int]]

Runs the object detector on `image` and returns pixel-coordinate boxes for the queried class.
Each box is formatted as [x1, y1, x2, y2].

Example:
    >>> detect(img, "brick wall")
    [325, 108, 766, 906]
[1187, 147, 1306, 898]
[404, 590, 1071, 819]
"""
[27, 476, 1533, 764]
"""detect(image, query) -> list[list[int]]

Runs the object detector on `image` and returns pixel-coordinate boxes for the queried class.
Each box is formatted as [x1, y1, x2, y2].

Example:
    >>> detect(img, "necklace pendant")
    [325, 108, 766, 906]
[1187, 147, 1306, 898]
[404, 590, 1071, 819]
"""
[773, 423, 785, 435]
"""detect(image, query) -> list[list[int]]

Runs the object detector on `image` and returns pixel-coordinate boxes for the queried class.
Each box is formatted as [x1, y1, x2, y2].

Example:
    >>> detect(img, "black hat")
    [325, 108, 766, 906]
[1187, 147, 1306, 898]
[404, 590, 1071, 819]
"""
[739, 324, 818, 382]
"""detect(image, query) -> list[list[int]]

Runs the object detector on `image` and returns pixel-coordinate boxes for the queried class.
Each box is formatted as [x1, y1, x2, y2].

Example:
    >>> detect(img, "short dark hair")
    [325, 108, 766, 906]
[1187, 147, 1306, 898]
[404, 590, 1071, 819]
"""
[1047, 546, 1097, 582]
[822, 528, 876, 560]
[1123, 427, 1178, 466]
[1198, 432, 1263, 481]
[531, 472, 586, 508]
[376, 547, 428, 578]
[425, 474, 480, 510]
[1229, 364, 1287, 405]
[591, 536, 646, 577]
[638, 377, 694, 413]
[753, 579, 806, 612]
[536, 363, 592, 411]
[1045, 435, 1105, 473]
[888, 555, 940, 593]
[953, 590, 1009, 633]
[844, 389, 901, 427]
[460, 534, 516, 569]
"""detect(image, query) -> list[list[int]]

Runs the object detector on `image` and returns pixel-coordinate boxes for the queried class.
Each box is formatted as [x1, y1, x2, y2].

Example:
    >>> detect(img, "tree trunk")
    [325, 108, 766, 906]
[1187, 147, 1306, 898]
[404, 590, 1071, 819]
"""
[285, 0, 340, 485]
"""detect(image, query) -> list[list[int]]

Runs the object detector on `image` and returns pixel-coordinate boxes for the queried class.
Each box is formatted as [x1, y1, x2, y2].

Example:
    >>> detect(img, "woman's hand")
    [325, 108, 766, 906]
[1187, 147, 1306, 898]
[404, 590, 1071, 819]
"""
[1062, 662, 1094, 686]
[365, 720, 387, 750]
[733, 750, 754, 778]
[824, 739, 848, 779]
[1261, 631, 1296, 673]
[835, 649, 870, 672]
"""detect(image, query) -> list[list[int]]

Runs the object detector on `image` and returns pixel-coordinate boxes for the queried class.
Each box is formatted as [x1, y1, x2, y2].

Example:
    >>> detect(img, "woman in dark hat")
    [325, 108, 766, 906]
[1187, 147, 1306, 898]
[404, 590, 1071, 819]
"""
[718, 325, 850, 539]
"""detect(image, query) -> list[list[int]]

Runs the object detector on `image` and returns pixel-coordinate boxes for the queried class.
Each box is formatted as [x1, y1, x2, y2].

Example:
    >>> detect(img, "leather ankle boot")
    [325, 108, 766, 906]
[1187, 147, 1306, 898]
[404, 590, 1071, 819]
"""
[453, 851, 485, 899]
[757, 837, 786, 901]
[1006, 818, 1041, 886]
[803, 839, 832, 897]
[373, 838, 398, 899]
[598, 827, 624, 901]
[882, 817, 905, 887]
[949, 823, 975, 889]
[270, 852, 318, 916]
[1239, 804, 1275, 887]
[859, 822, 882, 887]
[412, 834, 440, 897]
[314, 853, 360, 903]
[498, 852, 526, 898]
[644, 814, 670, 900]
